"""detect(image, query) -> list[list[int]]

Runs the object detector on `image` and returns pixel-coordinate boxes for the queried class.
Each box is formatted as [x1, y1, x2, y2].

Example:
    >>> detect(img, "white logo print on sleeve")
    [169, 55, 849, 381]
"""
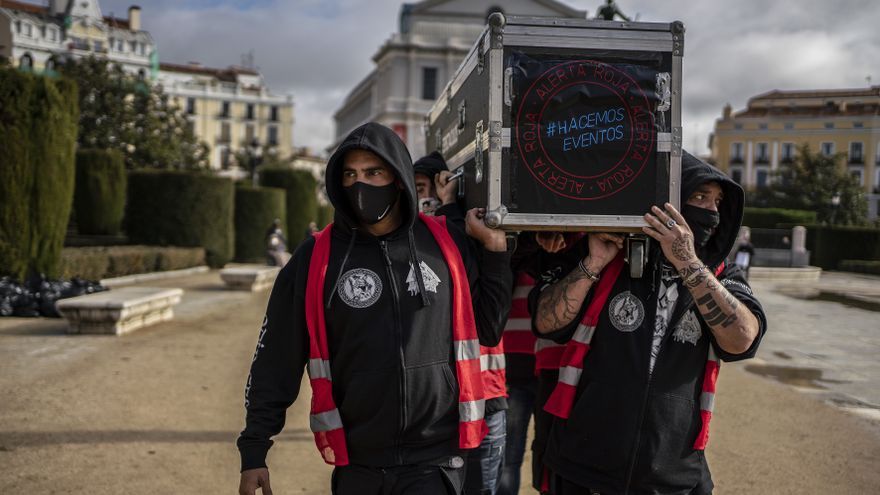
[406, 261, 441, 296]
[337, 268, 383, 308]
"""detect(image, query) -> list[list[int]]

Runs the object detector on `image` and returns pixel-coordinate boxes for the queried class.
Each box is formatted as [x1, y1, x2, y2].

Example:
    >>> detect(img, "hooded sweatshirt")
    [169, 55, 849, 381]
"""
[237, 122, 513, 470]
[530, 152, 767, 494]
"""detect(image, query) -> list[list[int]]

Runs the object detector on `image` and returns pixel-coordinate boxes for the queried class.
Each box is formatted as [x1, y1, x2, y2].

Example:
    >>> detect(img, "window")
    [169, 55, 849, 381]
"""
[245, 123, 255, 143]
[734, 123, 743, 130]
[14, 21, 20, 34]
[139, 43, 145, 55]
[246, 104, 255, 120]
[854, 122, 864, 128]
[821, 142, 834, 156]
[268, 126, 278, 146]
[784, 122, 794, 130]
[422, 67, 438, 100]
[93, 40, 103, 52]
[755, 142, 769, 163]
[729, 167, 743, 184]
[40, 26, 46, 38]
[824, 122, 834, 129]
[19, 53, 33, 70]
[130, 41, 137, 53]
[758, 123, 768, 130]
[117, 39, 124, 51]
[23, 23, 32, 37]
[849, 167, 864, 186]
[221, 101, 230, 118]
[221, 147, 232, 169]
[186, 98, 196, 115]
[756, 168, 769, 188]
[781, 142, 795, 163]
[270, 106, 279, 122]
[849, 142, 864, 164]
[731, 142, 744, 163]
[219, 122, 231, 143]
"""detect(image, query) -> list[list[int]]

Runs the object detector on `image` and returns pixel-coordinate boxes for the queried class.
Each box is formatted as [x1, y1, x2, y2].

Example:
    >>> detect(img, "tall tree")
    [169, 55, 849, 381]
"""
[754, 144, 867, 225]
[59, 56, 208, 170]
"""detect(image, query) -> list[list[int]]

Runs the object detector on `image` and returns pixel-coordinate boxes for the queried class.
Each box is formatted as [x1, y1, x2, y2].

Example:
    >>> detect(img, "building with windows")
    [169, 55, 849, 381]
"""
[709, 86, 880, 219]
[0, 0, 154, 76]
[0, 0, 294, 173]
[158, 62, 294, 172]
[331, 0, 587, 157]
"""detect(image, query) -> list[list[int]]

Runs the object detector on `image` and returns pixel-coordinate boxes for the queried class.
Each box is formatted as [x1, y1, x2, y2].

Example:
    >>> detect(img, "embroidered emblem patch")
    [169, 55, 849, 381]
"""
[608, 291, 644, 332]
[337, 268, 382, 308]
[673, 311, 702, 346]
[406, 261, 441, 296]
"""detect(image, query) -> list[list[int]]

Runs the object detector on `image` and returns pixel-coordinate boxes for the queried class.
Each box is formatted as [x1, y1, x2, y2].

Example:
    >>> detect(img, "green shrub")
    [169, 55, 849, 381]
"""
[317, 204, 335, 229]
[0, 69, 78, 280]
[59, 245, 206, 280]
[259, 168, 317, 248]
[126, 171, 234, 267]
[804, 225, 880, 270]
[74, 148, 126, 235]
[839, 260, 880, 276]
[234, 185, 287, 262]
[742, 207, 817, 229]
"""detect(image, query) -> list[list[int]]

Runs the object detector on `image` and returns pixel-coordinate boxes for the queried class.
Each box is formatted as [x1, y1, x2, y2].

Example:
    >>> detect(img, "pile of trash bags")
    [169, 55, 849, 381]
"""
[0, 275, 107, 318]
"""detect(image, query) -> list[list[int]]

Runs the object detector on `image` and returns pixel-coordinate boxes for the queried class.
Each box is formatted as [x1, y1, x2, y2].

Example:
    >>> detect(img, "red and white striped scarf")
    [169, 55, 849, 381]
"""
[543, 255, 723, 450]
[304, 215, 487, 466]
[501, 272, 536, 355]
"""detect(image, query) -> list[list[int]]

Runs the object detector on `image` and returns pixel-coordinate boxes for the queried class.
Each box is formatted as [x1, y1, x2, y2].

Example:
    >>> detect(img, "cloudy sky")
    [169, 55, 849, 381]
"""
[98, 0, 880, 157]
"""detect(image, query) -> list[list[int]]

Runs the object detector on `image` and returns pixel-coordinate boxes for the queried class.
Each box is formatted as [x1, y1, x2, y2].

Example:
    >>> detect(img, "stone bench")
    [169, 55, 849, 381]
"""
[219, 265, 280, 291]
[56, 287, 184, 335]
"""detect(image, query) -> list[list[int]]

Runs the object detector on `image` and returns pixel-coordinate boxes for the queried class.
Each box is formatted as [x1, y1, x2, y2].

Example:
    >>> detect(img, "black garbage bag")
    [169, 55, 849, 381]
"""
[0, 274, 107, 318]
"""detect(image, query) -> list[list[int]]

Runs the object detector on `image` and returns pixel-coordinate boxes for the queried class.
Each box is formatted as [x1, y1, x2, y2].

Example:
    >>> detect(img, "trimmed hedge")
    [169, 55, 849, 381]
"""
[259, 168, 317, 248]
[74, 148, 126, 235]
[59, 245, 206, 280]
[839, 260, 880, 276]
[804, 225, 880, 270]
[234, 185, 287, 263]
[742, 207, 817, 229]
[317, 204, 335, 229]
[126, 171, 234, 267]
[0, 69, 79, 280]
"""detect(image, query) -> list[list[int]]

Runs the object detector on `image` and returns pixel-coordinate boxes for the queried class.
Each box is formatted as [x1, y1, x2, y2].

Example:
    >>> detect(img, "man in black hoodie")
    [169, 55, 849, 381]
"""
[237, 123, 513, 495]
[531, 152, 767, 494]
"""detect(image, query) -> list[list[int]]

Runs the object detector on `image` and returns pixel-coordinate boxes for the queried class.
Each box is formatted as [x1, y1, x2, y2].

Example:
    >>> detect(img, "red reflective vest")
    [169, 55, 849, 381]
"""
[304, 214, 487, 466]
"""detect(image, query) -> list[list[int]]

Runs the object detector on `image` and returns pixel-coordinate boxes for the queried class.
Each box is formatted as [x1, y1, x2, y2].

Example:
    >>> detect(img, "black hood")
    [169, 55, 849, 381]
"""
[413, 151, 447, 180]
[680, 151, 744, 268]
[325, 122, 417, 232]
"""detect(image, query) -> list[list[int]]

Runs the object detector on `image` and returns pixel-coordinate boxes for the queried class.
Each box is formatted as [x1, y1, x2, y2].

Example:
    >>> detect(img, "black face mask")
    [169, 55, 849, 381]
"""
[344, 182, 399, 225]
[682, 204, 720, 247]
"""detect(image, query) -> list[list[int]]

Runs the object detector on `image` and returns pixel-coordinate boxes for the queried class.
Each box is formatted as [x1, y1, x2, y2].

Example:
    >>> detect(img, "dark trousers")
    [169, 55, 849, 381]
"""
[497, 380, 536, 495]
[548, 474, 604, 495]
[332, 462, 465, 495]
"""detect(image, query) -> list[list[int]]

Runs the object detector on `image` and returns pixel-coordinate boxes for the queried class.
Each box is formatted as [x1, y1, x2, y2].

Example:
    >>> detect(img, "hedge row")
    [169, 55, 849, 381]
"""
[74, 148, 126, 235]
[234, 185, 287, 263]
[317, 204, 335, 229]
[126, 171, 234, 267]
[804, 225, 880, 270]
[0, 69, 79, 280]
[260, 167, 317, 248]
[839, 260, 880, 276]
[59, 245, 206, 281]
[742, 207, 817, 229]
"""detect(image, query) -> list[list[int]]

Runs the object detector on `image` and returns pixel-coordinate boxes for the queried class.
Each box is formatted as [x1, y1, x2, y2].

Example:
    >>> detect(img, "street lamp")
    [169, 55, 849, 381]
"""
[247, 137, 262, 186]
[830, 192, 841, 225]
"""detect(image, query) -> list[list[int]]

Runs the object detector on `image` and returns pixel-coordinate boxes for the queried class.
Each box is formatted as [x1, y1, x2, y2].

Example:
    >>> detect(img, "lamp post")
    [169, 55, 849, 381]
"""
[830, 192, 841, 225]
[247, 137, 262, 186]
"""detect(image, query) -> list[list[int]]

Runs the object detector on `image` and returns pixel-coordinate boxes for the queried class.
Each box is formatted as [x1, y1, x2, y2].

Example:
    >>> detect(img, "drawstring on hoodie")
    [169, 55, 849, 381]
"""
[408, 230, 431, 307]
[326, 229, 358, 309]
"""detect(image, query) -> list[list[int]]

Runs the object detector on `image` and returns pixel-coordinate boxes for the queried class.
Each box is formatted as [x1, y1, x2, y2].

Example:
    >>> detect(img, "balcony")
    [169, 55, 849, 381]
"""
[754, 156, 770, 165]
[730, 156, 744, 164]
[849, 156, 864, 165]
[216, 135, 231, 144]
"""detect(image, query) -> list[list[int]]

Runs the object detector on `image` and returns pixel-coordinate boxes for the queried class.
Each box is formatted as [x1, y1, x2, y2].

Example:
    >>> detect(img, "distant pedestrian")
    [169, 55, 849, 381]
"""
[265, 219, 291, 267]
[303, 221, 318, 241]
[734, 228, 755, 279]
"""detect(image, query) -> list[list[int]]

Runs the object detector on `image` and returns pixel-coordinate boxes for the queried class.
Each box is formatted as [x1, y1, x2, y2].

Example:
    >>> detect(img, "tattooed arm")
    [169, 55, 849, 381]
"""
[534, 233, 623, 334]
[643, 203, 759, 355]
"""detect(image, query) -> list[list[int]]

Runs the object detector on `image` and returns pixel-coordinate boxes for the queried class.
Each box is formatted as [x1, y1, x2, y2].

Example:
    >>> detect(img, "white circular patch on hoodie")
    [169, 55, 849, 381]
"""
[608, 291, 644, 332]
[337, 268, 382, 308]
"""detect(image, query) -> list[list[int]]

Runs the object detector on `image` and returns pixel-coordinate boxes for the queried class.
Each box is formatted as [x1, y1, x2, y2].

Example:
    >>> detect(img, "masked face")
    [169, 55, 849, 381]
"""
[344, 182, 399, 225]
[682, 205, 720, 247]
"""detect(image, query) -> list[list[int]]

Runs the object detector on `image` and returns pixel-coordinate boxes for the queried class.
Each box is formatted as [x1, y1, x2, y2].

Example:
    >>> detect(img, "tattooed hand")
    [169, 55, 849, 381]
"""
[642, 203, 700, 269]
